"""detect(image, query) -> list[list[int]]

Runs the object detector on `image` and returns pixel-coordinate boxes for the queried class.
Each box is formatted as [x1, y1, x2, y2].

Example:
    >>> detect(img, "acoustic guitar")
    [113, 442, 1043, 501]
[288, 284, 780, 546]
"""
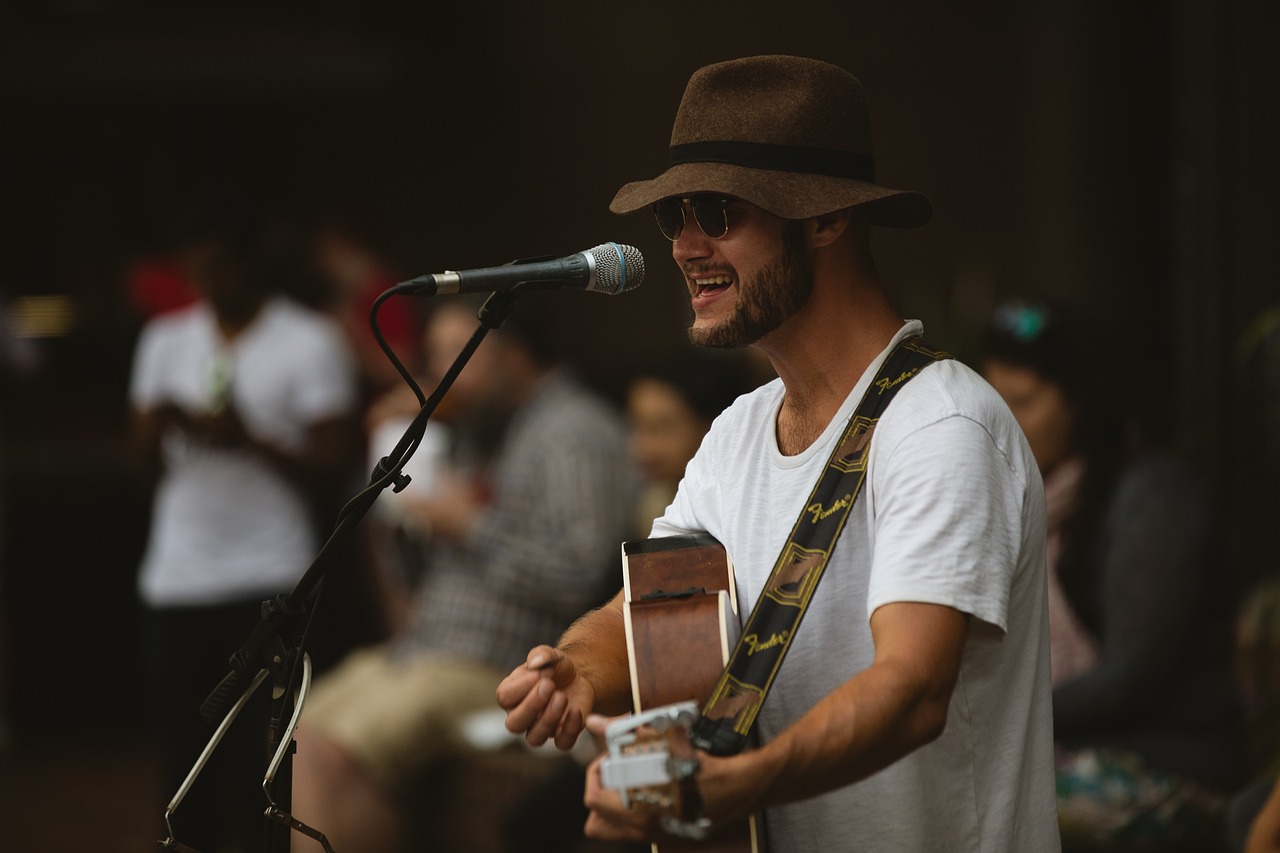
[599, 533, 764, 852]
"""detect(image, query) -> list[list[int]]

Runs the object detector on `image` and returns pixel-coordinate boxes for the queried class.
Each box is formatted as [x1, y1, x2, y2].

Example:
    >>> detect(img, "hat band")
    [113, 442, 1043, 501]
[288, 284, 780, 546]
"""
[668, 141, 876, 182]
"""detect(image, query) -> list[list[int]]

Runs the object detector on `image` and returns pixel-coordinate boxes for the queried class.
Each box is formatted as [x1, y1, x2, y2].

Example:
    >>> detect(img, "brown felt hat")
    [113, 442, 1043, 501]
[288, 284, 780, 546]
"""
[610, 55, 932, 228]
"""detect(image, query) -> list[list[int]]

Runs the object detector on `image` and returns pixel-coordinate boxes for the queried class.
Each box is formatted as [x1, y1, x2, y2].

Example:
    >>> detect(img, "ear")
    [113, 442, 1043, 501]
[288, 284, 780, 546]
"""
[806, 208, 853, 249]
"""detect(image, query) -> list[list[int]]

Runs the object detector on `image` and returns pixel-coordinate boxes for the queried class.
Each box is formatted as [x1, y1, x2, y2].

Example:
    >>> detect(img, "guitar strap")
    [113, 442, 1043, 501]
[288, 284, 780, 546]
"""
[692, 335, 951, 756]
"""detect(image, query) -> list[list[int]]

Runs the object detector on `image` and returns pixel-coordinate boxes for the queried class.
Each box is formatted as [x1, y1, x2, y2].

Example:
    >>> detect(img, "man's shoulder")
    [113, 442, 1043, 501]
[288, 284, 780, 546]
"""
[141, 301, 207, 333]
[873, 358, 1038, 492]
[883, 357, 1017, 436]
[260, 296, 343, 337]
[135, 302, 210, 357]
[252, 298, 354, 369]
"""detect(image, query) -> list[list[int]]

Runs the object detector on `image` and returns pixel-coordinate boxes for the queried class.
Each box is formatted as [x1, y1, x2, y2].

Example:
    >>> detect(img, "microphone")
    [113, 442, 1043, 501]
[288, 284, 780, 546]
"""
[399, 242, 644, 296]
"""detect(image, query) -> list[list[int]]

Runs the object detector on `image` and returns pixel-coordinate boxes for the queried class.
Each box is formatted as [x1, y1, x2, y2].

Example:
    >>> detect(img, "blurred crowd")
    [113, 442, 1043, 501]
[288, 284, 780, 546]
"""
[0, 188, 1277, 853]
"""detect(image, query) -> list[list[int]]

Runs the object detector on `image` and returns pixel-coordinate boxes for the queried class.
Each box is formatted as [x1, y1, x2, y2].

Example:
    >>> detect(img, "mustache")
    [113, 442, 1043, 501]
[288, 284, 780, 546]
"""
[682, 261, 737, 278]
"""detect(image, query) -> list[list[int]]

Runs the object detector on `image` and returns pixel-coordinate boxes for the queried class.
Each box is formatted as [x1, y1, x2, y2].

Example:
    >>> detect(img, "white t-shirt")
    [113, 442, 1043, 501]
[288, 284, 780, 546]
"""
[130, 297, 358, 607]
[652, 321, 1060, 852]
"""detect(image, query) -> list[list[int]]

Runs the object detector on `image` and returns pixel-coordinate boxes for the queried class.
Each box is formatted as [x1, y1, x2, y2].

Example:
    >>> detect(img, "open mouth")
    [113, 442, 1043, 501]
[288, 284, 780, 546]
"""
[691, 274, 734, 298]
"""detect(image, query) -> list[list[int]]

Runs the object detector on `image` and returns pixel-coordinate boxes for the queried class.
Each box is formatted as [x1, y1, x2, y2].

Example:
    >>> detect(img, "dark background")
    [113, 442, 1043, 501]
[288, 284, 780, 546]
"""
[0, 0, 1275, 837]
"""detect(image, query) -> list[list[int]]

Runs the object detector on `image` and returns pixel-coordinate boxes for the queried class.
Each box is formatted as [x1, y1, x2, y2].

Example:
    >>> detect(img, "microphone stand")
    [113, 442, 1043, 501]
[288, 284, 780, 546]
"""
[159, 290, 521, 853]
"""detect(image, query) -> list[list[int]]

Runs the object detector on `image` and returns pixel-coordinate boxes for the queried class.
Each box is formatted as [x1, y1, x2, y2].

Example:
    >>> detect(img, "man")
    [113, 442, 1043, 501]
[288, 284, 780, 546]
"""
[131, 192, 361, 853]
[291, 297, 639, 852]
[498, 55, 1060, 851]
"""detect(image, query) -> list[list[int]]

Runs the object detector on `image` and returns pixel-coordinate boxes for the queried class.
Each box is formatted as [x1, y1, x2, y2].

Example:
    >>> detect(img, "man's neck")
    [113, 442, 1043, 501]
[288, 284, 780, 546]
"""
[762, 283, 904, 456]
[214, 294, 267, 341]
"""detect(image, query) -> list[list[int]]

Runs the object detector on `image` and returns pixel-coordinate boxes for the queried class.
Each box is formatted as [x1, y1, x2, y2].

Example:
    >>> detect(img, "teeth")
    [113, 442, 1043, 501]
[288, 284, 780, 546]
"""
[696, 275, 732, 287]
[689, 273, 733, 296]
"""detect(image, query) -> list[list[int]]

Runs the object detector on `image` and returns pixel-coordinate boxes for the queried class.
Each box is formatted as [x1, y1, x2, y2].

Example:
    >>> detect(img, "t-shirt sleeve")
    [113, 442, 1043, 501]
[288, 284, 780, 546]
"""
[866, 414, 1025, 632]
[291, 321, 360, 421]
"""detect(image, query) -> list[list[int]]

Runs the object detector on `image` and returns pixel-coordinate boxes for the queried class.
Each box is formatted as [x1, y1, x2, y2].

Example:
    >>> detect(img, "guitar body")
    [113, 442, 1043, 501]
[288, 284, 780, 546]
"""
[619, 534, 764, 853]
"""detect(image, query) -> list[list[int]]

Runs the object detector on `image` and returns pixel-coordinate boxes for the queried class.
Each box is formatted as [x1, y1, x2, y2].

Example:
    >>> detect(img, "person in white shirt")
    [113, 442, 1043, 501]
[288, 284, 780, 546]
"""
[130, 191, 359, 853]
[498, 55, 1061, 852]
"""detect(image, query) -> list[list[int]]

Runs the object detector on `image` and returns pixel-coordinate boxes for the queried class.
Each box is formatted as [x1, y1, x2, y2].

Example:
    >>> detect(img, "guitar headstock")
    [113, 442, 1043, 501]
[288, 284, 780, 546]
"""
[599, 702, 712, 839]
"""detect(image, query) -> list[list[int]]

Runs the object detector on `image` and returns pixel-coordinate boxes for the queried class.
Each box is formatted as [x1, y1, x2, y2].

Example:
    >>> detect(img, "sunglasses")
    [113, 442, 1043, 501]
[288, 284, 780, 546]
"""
[653, 195, 733, 241]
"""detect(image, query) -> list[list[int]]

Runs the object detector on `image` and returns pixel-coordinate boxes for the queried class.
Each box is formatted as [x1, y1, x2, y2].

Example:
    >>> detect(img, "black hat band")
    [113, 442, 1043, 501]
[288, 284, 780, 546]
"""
[668, 141, 876, 182]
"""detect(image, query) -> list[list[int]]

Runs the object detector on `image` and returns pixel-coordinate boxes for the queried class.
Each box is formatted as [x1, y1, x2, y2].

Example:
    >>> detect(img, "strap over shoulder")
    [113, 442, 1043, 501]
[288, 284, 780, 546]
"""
[693, 335, 951, 756]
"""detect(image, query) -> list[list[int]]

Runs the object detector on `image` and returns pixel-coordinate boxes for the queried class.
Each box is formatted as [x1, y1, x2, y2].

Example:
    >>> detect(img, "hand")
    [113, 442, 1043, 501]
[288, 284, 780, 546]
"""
[401, 470, 480, 541]
[172, 401, 253, 450]
[364, 384, 423, 434]
[496, 646, 595, 751]
[152, 401, 191, 433]
[583, 714, 660, 842]
[196, 406, 253, 449]
[156, 400, 253, 450]
[584, 712, 761, 844]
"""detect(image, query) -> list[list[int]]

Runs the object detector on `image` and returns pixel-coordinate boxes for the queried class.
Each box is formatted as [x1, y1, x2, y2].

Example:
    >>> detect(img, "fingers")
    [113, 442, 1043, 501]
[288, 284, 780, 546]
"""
[553, 704, 585, 751]
[495, 665, 539, 715]
[585, 713, 611, 740]
[497, 669, 552, 736]
[524, 644, 562, 673]
[582, 712, 613, 753]
[496, 646, 560, 709]
[583, 755, 652, 841]
[497, 646, 579, 747]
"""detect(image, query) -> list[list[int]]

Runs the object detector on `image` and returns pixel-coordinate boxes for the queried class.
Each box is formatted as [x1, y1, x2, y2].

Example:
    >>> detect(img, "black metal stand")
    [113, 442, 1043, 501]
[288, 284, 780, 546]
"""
[158, 290, 521, 852]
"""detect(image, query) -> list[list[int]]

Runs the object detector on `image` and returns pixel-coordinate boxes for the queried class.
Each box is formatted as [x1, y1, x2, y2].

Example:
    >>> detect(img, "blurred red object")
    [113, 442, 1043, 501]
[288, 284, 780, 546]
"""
[125, 258, 198, 319]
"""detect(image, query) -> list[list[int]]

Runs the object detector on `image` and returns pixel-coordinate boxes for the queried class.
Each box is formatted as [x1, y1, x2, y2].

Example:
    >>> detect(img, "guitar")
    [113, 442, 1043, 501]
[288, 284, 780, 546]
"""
[599, 533, 764, 852]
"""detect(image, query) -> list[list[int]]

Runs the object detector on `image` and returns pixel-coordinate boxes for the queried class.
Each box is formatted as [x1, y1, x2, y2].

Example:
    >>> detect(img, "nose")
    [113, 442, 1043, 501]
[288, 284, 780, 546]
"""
[671, 208, 714, 266]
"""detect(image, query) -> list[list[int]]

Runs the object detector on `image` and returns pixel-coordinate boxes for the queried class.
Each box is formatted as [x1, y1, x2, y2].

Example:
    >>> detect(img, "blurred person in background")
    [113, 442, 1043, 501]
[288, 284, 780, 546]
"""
[303, 215, 429, 648]
[291, 296, 639, 853]
[129, 189, 361, 852]
[978, 297, 1247, 851]
[358, 300, 479, 635]
[309, 216, 423, 404]
[625, 348, 759, 537]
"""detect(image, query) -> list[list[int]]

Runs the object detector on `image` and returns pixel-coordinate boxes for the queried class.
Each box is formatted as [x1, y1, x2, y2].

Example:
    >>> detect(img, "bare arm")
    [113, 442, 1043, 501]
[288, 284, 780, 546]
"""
[135, 397, 357, 498]
[129, 401, 194, 488]
[730, 601, 968, 808]
[236, 410, 358, 498]
[497, 590, 633, 750]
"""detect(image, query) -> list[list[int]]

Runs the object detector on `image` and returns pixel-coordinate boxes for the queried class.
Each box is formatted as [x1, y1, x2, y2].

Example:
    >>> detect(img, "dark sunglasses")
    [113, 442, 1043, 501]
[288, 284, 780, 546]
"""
[653, 195, 733, 241]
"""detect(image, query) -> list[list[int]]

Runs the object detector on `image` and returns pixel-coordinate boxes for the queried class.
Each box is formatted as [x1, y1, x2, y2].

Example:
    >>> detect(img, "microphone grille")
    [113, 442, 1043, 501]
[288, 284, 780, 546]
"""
[587, 243, 645, 295]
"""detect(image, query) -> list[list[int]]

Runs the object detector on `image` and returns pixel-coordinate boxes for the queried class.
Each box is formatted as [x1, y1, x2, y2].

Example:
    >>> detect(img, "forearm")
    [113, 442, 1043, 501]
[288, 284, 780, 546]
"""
[250, 415, 357, 497]
[130, 409, 165, 486]
[737, 657, 951, 810]
[557, 593, 633, 717]
[702, 602, 966, 823]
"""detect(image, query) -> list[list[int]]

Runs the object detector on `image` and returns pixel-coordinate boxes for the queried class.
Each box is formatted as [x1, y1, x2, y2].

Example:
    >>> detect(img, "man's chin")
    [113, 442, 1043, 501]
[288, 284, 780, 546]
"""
[688, 320, 750, 350]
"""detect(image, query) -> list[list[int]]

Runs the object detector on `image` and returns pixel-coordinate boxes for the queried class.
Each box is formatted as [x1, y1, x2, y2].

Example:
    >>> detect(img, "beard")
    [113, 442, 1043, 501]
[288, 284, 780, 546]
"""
[688, 221, 813, 349]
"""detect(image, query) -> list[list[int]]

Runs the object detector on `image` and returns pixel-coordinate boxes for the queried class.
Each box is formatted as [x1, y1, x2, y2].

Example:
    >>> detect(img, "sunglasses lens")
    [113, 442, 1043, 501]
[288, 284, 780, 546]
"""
[653, 196, 730, 241]
[654, 198, 685, 241]
[690, 196, 729, 239]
